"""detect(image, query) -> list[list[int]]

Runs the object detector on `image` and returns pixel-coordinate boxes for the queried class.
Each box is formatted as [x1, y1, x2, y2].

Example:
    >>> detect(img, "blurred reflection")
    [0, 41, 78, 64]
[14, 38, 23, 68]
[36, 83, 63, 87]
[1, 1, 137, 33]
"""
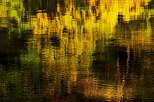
[0, 0, 154, 102]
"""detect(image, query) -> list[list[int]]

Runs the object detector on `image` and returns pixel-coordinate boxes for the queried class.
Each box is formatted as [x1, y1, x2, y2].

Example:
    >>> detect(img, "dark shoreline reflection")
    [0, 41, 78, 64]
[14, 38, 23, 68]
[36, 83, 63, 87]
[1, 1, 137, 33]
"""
[0, 0, 154, 102]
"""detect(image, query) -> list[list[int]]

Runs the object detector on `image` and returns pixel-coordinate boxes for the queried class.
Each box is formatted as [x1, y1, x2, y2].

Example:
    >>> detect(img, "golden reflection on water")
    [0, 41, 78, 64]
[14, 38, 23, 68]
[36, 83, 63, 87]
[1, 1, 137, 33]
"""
[0, 0, 154, 101]
[31, 0, 150, 35]
[27, 0, 153, 101]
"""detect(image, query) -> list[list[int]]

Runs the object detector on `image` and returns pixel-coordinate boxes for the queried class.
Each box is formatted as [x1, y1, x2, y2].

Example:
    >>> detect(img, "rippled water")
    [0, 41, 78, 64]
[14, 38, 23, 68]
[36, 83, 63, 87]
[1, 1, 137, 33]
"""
[0, 0, 154, 102]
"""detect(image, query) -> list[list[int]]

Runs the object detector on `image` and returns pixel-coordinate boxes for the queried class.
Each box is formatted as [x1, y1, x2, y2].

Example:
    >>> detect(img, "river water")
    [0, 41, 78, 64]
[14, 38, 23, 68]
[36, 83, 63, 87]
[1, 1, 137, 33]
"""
[0, 0, 154, 102]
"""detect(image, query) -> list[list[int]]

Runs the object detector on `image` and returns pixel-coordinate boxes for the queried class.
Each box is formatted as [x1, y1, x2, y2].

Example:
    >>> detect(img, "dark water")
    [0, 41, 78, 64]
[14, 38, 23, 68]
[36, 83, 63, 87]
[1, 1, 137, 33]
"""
[0, 0, 154, 102]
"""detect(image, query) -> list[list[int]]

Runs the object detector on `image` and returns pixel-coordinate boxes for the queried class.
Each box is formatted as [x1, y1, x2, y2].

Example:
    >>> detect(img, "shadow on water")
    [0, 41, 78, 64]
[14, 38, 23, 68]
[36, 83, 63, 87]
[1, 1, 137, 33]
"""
[0, 27, 30, 68]
[50, 37, 61, 47]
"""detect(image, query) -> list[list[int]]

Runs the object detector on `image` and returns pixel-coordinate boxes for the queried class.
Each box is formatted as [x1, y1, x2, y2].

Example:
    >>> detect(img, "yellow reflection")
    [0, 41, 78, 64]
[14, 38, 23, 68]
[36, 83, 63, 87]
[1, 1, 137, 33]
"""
[0, 0, 25, 28]
[31, 0, 151, 38]
[28, 0, 152, 101]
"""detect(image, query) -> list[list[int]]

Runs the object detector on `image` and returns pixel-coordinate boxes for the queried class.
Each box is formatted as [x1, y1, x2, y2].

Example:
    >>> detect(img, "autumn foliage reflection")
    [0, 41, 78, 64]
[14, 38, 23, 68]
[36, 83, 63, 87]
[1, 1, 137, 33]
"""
[26, 0, 153, 101]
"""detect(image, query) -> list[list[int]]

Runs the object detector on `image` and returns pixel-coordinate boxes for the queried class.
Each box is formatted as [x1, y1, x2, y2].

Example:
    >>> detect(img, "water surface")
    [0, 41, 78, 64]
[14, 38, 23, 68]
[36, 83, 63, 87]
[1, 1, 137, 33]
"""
[0, 0, 154, 101]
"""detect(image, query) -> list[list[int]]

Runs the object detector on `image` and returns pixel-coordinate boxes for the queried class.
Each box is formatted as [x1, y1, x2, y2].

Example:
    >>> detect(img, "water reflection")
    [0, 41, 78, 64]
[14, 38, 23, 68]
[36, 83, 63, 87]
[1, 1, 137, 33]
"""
[0, 0, 154, 101]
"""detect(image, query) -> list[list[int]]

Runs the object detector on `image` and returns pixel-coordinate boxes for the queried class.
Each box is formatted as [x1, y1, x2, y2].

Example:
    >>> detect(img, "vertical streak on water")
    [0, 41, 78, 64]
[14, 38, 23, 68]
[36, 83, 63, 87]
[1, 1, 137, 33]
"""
[0, 0, 154, 101]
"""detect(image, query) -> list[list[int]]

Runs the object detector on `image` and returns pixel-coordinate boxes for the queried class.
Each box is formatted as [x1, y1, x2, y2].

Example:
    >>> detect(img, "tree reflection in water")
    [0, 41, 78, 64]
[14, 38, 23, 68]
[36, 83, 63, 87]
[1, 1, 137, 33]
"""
[0, 0, 154, 102]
